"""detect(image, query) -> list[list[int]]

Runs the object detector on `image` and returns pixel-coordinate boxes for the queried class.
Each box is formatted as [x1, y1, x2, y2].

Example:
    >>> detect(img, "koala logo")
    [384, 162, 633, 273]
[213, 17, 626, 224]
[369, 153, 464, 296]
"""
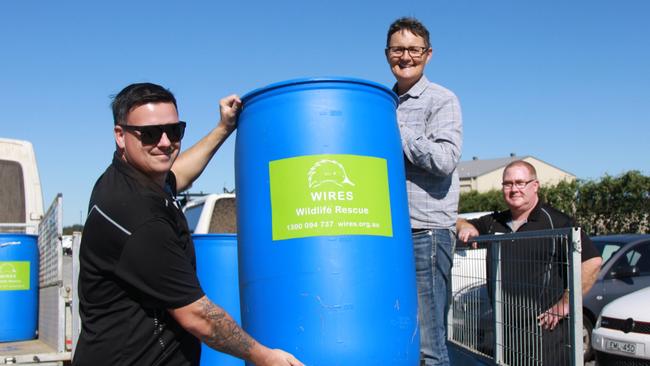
[308, 159, 355, 189]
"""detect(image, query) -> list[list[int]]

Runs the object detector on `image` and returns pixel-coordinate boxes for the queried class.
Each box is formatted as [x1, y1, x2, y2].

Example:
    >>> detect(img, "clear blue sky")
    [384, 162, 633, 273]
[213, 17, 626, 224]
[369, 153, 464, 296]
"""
[1, 1, 648, 227]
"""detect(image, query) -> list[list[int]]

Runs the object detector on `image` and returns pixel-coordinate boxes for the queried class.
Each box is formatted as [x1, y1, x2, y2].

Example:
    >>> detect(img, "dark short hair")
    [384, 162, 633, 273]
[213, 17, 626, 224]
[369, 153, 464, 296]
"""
[111, 83, 177, 125]
[386, 17, 431, 48]
[504, 160, 538, 180]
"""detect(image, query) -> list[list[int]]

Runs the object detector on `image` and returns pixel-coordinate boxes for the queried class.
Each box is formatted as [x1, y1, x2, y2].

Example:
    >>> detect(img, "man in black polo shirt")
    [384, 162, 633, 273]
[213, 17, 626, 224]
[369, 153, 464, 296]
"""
[457, 160, 602, 365]
[74, 83, 303, 366]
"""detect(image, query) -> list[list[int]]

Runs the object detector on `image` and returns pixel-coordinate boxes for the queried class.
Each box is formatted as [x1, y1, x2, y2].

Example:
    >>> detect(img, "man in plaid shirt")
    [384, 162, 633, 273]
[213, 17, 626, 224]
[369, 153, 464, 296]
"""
[385, 17, 463, 366]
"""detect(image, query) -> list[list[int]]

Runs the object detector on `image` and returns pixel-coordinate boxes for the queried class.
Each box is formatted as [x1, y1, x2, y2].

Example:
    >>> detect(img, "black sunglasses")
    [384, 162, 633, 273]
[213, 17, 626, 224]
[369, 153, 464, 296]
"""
[119, 122, 186, 145]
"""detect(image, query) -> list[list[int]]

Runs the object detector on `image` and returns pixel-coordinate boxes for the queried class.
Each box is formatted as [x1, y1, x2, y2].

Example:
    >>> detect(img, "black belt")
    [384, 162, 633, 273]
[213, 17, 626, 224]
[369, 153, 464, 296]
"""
[411, 228, 429, 233]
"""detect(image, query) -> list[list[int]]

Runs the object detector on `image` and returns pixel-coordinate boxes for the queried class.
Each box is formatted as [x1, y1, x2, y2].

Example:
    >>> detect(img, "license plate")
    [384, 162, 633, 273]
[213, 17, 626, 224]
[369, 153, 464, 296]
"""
[605, 339, 636, 354]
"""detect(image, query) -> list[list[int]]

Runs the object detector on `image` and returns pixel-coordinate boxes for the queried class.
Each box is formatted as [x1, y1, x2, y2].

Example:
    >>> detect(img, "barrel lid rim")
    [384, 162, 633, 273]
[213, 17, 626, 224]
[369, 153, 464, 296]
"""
[241, 77, 397, 103]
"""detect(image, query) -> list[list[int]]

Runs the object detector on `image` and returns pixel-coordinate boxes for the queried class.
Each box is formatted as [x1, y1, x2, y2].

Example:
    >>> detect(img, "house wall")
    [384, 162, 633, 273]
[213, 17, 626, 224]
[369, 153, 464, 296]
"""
[461, 157, 576, 193]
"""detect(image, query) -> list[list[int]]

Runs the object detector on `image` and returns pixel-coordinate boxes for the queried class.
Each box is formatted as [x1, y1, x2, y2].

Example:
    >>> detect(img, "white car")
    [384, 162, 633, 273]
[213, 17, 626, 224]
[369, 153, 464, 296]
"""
[592, 286, 650, 364]
[452, 212, 492, 293]
[181, 193, 236, 234]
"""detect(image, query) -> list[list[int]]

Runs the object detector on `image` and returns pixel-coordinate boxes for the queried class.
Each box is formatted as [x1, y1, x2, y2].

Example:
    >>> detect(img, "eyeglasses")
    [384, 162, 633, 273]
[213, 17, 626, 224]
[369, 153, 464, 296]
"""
[502, 179, 536, 190]
[119, 122, 186, 145]
[386, 46, 430, 58]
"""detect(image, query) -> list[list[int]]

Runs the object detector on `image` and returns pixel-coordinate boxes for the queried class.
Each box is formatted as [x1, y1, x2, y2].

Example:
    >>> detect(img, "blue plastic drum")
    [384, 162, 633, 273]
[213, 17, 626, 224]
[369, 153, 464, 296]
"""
[192, 234, 244, 366]
[0, 234, 39, 342]
[235, 78, 419, 365]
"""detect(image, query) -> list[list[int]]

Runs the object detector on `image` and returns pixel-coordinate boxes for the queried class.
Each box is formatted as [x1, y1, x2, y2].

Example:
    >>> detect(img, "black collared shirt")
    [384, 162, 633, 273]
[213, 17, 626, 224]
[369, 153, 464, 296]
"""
[468, 200, 599, 261]
[468, 200, 600, 308]
[74, 153, 204, 366]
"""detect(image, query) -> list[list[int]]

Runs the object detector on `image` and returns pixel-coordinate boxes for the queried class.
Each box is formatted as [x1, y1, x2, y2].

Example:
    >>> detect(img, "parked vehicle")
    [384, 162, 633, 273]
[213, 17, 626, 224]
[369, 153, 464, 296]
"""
[450, 211, 495, 358]
[1, 138, 75, 365]
[583, 234, 650, 360]
[450, 282, 493, 357]
[451, 232, 650, 362]
[457, 211, 493, 221]
[0, 138, 43, 234]
[452, 212, 491, 294]
[182, 193, 236, 234]
[592, 286, 650, 364]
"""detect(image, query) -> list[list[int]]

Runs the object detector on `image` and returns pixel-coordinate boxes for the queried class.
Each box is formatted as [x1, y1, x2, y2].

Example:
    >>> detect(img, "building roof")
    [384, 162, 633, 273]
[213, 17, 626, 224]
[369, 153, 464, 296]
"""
[458, 155, 524, 179]
[457, 155, 574, 179]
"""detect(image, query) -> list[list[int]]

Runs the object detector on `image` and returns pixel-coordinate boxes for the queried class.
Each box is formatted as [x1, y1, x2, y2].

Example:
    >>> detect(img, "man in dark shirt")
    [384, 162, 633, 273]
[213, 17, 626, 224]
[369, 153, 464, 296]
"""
[457, 160, 602, 365]
[74, 82, 303, 366]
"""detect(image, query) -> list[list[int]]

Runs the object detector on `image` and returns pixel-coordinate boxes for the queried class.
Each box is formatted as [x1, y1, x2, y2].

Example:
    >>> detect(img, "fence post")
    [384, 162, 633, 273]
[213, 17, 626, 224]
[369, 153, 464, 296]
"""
[570, 228, 584, 366]
[491, 241, 503, 364]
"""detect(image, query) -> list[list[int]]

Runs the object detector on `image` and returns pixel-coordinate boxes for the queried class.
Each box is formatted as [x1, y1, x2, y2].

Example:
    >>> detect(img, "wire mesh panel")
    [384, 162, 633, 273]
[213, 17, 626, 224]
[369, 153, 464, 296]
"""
[449, 228, 583, 366]
[450, 247, 491, 357]
[39, 194, 63, 287]
[497, 233, 570, 365]
[38, 194, 66, 352]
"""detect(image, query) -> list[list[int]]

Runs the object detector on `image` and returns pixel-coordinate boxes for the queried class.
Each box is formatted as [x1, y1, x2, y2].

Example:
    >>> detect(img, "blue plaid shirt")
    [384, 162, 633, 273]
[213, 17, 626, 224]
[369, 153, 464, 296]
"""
[395, 75, 463, 229]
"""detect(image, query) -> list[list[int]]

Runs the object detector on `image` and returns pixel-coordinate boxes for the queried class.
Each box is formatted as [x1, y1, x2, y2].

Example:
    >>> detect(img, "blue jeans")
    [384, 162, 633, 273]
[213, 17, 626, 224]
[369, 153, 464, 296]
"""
[413, 228, 455, 366]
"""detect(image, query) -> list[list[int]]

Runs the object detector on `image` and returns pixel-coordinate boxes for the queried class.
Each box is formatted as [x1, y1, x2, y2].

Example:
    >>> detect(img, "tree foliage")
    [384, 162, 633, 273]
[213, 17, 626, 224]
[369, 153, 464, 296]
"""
[63, 224, 84, 235]
[459, 170, 650, 234]
[458, 189, 506, 214]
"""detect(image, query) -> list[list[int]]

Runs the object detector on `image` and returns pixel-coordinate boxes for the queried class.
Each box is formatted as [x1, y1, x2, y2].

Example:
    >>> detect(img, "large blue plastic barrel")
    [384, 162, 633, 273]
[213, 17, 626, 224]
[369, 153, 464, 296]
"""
[192, 234, 244, 366]
[235, 78, 419, 365]
[0, 234, 39, 342]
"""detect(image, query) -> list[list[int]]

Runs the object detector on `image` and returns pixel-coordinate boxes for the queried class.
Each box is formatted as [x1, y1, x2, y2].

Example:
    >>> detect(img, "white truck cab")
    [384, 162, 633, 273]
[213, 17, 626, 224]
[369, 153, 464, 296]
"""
[0, 138, 44, 234]
[182, 193, 237, 234]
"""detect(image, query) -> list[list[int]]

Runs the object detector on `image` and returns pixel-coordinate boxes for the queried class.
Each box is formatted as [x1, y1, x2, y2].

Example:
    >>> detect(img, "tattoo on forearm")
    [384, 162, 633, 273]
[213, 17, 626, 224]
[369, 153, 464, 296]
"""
[197, 297, 255, 357]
